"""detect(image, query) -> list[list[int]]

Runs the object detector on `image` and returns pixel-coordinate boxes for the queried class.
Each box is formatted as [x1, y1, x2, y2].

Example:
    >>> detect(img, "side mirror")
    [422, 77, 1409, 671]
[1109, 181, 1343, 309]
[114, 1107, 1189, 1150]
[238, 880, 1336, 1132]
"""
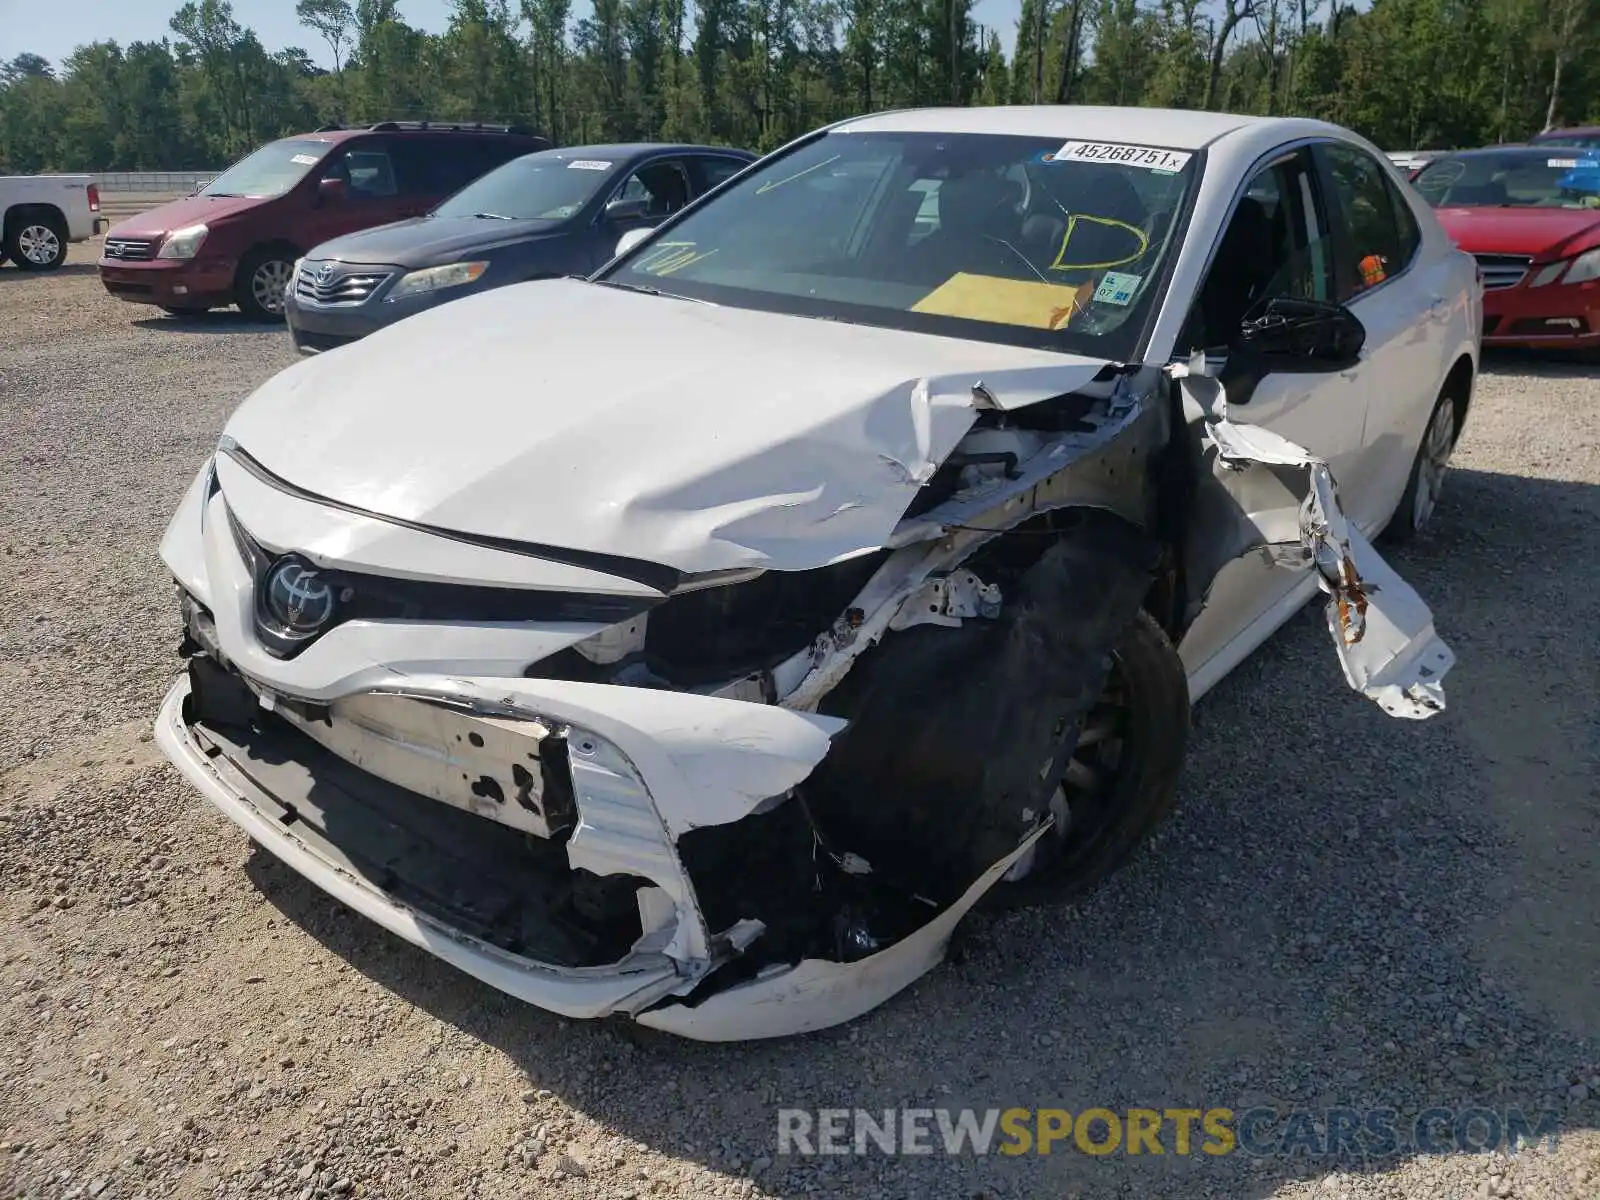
[1237, 297, 1365, 370]
[317, 176, 348, 205]
[614, 226, 652, 258]
[604, 196, 651, 224]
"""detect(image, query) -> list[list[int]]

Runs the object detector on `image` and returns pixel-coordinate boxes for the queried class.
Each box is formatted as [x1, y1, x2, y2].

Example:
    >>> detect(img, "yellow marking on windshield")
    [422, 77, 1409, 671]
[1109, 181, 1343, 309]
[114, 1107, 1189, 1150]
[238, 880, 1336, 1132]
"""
[911, 273, 1094, 330]
[1049, 214, 1150, 271]
[653, 248, 717, 276]
[636, 241, 717, 275]
[755, 155, 843, 194]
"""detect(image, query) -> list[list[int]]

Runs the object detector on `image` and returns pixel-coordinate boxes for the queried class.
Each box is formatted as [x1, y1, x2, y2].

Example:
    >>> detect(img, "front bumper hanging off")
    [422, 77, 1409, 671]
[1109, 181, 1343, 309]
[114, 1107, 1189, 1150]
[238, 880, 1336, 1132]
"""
[156, 659, 1034, 1039]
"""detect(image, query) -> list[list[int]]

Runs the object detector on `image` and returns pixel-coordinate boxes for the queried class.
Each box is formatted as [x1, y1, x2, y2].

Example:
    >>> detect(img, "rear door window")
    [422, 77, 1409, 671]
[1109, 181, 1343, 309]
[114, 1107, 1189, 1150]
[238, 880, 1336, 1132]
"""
[1321, 143, 1420, 299]
[387, 139, 441, 195]
[388, 137, 520, 199]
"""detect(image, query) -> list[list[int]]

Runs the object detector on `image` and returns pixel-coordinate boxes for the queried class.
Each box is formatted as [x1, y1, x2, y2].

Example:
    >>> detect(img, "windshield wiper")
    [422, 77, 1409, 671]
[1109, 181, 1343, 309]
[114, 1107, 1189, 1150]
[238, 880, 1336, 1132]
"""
[591, 279, 712, 305]
[473, 211, 515, 220]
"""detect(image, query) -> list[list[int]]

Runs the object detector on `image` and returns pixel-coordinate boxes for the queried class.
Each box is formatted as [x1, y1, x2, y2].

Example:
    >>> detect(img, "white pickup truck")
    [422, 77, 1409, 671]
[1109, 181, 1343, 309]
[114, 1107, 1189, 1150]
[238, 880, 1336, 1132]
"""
[0, 175, 107, 271]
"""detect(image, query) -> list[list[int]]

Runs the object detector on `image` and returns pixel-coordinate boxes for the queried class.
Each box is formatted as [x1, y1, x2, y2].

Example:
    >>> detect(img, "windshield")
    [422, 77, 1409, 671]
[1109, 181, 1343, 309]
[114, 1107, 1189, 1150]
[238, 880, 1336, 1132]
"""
[202, 138, 331, 199]
[1413, 152, 1600, 209]
[435, 152, 619, 220]
[599, 131, 1198, 358]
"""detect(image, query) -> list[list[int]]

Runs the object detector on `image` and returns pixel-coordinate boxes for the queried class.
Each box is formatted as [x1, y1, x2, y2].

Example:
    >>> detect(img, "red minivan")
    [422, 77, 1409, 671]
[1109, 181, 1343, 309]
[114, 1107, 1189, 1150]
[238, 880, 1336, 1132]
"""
[99, 122, 548, 321]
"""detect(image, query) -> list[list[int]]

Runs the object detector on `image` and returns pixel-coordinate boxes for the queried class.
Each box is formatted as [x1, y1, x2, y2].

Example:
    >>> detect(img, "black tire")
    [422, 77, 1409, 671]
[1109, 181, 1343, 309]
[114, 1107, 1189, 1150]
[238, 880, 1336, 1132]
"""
[804, 511, 1186, 910]
[984, 609, 1190, 909]
[234, 247, 296, 322]
[1383, 387, 1458, 544]
[4, 211, 68, 271]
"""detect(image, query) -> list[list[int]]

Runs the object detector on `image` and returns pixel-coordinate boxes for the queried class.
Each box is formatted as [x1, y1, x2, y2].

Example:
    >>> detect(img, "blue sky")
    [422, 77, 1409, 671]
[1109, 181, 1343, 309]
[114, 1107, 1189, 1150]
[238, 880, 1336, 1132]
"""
[6, 0, 1024, 70]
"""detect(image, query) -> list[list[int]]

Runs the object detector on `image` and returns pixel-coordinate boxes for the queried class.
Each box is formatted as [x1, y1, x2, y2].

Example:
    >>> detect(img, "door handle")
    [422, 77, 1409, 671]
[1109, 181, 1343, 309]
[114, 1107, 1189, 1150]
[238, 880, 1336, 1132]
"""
[1428, 295, 1449, 317]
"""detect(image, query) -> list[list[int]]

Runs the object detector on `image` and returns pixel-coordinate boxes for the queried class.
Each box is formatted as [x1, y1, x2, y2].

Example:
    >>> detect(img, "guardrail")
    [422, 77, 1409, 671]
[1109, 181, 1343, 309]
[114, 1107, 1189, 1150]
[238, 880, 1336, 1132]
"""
[91, 173, 222, 224]
[92, 171, 219, 194]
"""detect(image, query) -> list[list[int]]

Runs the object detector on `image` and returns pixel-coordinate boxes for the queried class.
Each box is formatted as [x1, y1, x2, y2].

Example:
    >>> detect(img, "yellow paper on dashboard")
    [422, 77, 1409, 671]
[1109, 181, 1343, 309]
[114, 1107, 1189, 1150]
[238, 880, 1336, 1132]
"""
[911, 273, 1094, 331]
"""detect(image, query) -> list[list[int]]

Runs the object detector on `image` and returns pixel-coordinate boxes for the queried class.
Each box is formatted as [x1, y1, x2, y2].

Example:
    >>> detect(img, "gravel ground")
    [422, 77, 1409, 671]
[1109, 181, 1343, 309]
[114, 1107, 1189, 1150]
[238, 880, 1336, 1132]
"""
[1, 245, 1596, 1200]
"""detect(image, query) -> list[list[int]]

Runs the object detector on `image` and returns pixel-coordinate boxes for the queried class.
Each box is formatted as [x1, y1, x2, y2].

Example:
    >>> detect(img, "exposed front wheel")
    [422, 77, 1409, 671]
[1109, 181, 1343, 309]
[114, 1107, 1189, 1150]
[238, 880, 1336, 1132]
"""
[1385, 390, 1458, 543]
[987, 609, 1191, 908]
[5, 215, 67, 271]
[235, 249, 295, 321]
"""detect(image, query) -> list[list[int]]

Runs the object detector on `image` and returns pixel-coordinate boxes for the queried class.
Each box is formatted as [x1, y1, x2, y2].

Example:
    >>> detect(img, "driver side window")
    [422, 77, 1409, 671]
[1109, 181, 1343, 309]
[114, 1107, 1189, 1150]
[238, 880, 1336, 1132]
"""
[1186, 149, 1336, 351]
[327, 145, 398, 198]
[615, 160, 691, 219]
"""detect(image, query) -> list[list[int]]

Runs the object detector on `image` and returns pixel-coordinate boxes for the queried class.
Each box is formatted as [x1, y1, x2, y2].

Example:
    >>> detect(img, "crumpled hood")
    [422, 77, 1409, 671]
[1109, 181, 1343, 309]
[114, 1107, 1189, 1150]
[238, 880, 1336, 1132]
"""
[222, 278, 1116, 576]
[1435, 206, 1600, 258]
[308, 215, 565, 268]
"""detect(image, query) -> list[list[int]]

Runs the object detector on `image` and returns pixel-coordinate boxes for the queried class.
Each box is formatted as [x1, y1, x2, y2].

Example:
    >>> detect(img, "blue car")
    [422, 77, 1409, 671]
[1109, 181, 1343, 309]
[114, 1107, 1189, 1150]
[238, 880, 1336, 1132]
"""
[285, 142, 757, 354]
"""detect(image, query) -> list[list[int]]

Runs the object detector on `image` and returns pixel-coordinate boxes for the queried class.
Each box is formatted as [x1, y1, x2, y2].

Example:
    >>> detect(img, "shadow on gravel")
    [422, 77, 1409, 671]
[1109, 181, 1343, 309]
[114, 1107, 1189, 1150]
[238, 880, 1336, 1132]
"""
[244, 466, 1599, 1200]
[0, 262, 101, 279]
[131, 311, 286, 334]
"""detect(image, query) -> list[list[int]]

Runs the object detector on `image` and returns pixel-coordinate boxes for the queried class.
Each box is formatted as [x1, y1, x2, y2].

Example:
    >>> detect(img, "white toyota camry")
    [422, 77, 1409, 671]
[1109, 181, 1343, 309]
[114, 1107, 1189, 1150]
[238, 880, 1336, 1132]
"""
[155, 106, 1480, 1040]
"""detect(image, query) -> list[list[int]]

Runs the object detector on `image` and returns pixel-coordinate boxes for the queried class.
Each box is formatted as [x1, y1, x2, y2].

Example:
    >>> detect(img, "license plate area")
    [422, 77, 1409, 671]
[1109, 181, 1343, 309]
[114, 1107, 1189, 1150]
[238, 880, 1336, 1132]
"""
[277, 693, 576, 839]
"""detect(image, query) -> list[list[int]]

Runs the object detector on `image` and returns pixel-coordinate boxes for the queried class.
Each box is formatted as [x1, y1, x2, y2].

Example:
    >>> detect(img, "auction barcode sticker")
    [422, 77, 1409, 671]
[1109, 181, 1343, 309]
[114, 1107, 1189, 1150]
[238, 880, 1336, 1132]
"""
[1053, 141, 1192, 172]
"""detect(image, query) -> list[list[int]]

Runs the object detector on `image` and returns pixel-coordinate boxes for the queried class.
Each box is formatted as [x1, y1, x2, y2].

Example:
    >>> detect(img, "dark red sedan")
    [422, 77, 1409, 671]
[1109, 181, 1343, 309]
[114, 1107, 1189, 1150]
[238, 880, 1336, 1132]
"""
[1411, 146, 1600, 349]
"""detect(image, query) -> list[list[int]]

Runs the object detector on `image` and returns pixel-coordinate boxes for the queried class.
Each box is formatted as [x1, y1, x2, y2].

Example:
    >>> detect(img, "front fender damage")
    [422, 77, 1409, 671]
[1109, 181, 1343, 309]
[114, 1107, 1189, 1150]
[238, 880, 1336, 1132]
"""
[1171, 361, 1454, 719]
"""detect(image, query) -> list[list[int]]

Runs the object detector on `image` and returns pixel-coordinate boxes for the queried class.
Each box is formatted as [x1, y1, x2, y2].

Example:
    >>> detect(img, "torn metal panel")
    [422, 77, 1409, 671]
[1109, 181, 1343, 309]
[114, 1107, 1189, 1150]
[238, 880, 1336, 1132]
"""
[636, 824, 1049, 1041]
[1171, 362, 1454, 719]
[1319, 527, 1453, 719]
[776, 396, 1163, 711]
[562, 732, 716, 967]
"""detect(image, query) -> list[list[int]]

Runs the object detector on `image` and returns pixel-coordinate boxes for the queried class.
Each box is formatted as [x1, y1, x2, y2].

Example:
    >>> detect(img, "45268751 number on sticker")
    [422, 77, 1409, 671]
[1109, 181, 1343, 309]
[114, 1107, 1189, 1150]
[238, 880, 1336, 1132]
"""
[1054, 141, 1193, 173]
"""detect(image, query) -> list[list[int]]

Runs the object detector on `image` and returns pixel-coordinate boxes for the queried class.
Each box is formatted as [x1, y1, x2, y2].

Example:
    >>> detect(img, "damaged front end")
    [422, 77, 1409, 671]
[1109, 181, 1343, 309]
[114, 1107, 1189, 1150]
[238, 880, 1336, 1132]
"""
[156, 345, 1456, 1040]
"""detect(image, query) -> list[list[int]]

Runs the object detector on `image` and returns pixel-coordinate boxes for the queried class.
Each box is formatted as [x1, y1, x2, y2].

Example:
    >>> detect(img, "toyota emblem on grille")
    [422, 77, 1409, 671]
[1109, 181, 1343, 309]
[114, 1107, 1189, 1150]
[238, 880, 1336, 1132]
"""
[264, 558, 337, 634]
[314, 264, 337, 286]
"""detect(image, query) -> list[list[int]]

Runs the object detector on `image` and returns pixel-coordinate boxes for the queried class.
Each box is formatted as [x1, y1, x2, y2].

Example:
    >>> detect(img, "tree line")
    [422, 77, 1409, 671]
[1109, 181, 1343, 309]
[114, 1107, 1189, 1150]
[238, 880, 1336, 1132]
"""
[0, 0, 1595, 173]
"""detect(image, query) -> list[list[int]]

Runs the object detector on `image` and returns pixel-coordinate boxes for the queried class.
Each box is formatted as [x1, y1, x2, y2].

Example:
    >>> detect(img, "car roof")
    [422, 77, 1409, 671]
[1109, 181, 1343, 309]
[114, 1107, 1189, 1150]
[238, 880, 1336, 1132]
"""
[832, 105, 1274, 151]
[277, 128, 547, 147]
[532, 143, 755, 160]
